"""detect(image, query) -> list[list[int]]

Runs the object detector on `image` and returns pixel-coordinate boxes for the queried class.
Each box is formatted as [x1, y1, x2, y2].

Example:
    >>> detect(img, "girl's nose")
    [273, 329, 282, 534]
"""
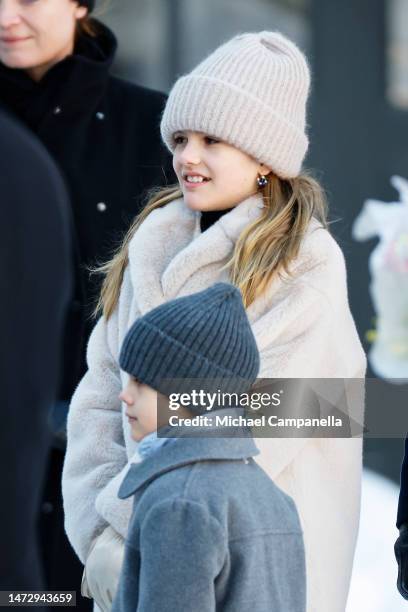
[179, 141, 202, 166]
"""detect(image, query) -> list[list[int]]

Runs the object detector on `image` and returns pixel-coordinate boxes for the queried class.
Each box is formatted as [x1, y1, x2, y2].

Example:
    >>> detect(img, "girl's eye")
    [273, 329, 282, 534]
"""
[173, 134, 186, 145]
[205, 136, 219, 145]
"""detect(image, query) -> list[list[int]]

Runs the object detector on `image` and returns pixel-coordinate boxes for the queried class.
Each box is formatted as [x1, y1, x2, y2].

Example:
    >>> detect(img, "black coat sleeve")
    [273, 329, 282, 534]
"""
[397, 436, 408, 528]
[0, 111, 72, 590]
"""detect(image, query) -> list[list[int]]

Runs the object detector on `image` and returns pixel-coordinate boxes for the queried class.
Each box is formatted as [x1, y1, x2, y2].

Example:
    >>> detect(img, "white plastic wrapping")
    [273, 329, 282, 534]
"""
[352, 175, 408, 380]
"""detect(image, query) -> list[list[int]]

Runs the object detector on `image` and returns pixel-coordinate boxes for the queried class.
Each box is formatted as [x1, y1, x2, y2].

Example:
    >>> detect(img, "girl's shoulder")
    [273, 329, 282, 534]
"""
[297, 218, 347, 274]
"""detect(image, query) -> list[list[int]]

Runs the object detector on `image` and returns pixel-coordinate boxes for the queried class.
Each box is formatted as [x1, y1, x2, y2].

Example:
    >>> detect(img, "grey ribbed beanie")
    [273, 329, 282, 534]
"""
[160, 31, 311, 179]
[119, 283, 260, 402]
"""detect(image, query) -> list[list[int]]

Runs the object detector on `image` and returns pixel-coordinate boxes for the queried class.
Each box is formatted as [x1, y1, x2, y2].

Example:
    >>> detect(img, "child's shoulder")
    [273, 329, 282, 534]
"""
[300, 218, 346, 268]
[135, 457, 301, 536]
[285, 217, 347, 287]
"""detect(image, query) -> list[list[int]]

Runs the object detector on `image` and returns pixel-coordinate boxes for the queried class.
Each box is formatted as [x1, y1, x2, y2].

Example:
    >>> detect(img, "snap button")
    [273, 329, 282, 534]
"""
[96, 112, 105, 120]
[243, 458, 249, 465]
[97, 202, 107, 212]
[53, 106, 62, 115]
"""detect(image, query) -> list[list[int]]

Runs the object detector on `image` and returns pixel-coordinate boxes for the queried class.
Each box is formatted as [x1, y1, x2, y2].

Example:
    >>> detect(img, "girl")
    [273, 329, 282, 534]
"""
[63, 31, 366, 612]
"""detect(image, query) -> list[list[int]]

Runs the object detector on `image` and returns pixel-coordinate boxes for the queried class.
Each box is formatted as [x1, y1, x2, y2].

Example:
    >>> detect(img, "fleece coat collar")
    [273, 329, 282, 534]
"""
[127, 193, 267, 314]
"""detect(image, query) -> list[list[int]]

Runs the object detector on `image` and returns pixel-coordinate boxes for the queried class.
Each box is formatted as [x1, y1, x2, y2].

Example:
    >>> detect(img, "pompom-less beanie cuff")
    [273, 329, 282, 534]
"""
[161, 74, 308, 179]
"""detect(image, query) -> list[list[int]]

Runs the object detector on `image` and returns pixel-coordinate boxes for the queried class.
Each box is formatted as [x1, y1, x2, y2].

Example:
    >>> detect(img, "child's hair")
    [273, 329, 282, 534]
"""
[94, 172, 328, 320]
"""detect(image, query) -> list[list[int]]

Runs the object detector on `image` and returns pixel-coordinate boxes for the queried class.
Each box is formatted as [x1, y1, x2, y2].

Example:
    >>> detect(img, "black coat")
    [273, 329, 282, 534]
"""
[0, 110, 72, 592]
[0, 21, 174, 400]
[398, 436, 408, 527]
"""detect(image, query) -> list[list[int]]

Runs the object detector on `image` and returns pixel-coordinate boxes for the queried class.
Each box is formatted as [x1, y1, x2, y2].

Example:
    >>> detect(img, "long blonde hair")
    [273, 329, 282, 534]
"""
[94, 172, 328, 320]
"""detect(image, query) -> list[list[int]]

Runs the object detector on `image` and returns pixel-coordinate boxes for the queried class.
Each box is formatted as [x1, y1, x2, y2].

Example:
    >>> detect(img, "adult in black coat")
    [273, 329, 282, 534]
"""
[0, 7, 174, 401]
[0, 3, 174, 604]
[0, 110, 72, 595]
[395, 436, 408, 599]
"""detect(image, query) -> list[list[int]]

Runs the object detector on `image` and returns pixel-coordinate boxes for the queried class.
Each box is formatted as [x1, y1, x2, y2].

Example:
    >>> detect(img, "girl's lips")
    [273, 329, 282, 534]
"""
[183, 178, 211, 189]
[126, 414, 137, 422]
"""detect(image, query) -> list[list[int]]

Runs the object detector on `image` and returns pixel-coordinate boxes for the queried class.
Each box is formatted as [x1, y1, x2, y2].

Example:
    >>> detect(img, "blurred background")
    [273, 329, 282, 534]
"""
[95, 0, 407, 608]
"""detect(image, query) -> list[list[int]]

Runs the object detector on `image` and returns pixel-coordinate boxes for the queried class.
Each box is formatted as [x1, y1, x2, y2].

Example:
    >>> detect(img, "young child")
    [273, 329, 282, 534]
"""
[112, 282, 306, 612]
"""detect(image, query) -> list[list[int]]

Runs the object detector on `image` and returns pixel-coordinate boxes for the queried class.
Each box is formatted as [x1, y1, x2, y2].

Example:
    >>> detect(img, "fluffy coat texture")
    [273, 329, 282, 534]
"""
[62, 193, 367, 612]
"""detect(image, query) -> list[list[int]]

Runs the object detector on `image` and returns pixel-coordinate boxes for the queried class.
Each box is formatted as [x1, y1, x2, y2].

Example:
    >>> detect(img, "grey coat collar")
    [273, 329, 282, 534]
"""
[118, 428, 259, 499]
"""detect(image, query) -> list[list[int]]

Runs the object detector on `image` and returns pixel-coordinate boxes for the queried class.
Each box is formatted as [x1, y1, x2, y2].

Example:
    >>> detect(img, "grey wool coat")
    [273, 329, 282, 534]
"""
[112, 427, 306, 612]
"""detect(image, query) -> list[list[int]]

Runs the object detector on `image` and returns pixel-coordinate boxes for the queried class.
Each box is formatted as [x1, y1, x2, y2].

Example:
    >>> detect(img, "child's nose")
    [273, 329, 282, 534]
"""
[119, 389, 132, 405]
[179, 141, 201, 165]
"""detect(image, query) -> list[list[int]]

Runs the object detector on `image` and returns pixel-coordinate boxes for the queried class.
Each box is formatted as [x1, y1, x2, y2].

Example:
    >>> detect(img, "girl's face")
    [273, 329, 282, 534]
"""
[172, 130, 271, 212]
[119, 377, 159, 442]
[0, 0, 87, 81]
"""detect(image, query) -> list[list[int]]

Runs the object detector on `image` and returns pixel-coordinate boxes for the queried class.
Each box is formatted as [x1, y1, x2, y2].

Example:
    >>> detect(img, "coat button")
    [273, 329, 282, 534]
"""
[96, 112, 105, 120]
[97, 202, 107, 212]
[53, 106, 62, 115]
[243, 458, 250, 465]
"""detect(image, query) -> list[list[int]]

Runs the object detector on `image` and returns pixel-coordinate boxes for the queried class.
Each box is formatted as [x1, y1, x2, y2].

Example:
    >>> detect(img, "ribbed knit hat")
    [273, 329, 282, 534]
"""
[119, 283, 260, 404]
[160, 31, 311, 179]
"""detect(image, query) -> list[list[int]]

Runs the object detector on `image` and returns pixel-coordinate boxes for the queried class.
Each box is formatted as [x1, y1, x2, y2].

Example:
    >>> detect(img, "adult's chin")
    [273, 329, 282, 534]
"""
[0, 53, 33, 69]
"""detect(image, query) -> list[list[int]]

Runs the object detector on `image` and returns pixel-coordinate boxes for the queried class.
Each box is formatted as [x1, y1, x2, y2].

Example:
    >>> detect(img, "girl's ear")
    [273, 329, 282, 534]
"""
[258, 164, 273, 177]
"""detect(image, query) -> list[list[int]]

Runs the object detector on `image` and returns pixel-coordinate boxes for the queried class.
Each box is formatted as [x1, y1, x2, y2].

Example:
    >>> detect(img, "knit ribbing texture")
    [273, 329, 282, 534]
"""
[119, 283, 260, 408]
[161, 31, 311, 179]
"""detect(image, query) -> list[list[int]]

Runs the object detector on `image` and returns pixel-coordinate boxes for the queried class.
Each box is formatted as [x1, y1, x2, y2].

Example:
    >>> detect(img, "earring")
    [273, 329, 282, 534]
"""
[257, 174, 269, 188]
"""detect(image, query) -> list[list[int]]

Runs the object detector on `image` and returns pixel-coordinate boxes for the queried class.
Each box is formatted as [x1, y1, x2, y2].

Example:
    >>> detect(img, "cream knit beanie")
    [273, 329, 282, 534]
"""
[160, 31, 311, 179]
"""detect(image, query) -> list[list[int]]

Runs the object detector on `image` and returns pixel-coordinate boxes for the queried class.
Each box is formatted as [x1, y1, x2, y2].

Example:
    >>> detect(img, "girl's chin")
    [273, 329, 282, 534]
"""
[184, 196, 219, 212]
[183, 195, 206, 209]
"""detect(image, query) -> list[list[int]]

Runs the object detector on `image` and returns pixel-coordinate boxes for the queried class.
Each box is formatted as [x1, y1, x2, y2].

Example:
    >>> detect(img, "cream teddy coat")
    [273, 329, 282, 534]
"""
[62, 193, 366, 612]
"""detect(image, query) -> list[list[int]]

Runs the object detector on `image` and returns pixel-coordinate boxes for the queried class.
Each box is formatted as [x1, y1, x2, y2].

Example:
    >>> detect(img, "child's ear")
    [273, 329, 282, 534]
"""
[258, 163, 273, 177]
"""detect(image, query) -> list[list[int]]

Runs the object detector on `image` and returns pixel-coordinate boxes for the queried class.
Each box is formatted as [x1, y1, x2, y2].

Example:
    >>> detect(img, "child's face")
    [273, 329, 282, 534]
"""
[172, 130, 271, 212]
[119, 377, 158, 442]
